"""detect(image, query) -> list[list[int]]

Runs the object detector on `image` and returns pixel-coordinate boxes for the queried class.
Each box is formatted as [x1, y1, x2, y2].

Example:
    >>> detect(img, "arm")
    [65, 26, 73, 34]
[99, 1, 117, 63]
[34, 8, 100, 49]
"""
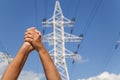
[2, 34, 33, 80]
[37, 42, 61, 80]
[24, 27, 61, 80]
[2, 43, 32, 80]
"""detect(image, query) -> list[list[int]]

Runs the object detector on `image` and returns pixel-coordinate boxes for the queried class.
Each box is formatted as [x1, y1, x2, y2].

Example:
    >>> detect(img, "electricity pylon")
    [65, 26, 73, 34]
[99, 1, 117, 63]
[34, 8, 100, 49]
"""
[115, 32, 120, 49]
[0, 52, 11, 64]
[42, 0, 83, 80]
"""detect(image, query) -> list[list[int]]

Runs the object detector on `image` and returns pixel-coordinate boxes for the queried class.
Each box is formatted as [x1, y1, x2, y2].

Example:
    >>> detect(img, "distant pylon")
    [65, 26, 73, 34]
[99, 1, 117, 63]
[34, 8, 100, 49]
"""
[0, 52, 11, 64]
[115, 32, 120, 49]
[42, 0, 83, 80]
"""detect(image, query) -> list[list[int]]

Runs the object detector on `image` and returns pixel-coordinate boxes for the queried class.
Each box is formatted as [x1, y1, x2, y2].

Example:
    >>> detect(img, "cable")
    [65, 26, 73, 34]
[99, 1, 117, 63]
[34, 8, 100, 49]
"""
[69, 0, 103, 53]
[104, 32, 120, 70]
[68, 1, 103, 79]
[34, 0, 38, 28]
[42, 0, 50, 36]
[75, 0, 103, 53]
[74, 0, 81, 18]
[44, 0, 49, 18]
[82, 0, 103, 35]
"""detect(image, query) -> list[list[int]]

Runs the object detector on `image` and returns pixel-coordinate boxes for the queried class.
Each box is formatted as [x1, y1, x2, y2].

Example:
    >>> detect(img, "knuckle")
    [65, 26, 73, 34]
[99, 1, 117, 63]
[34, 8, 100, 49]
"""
[27, 27, 36, 30]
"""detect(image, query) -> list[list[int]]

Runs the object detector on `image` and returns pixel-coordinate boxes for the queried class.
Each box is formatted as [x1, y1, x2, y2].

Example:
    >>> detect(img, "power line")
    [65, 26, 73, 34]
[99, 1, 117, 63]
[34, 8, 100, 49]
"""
[34, 0, 38, 27]
[82, 0, 103, 35]
[74, 0, 81, 18]
[74, 0, 103, 53]
[104, 32, 120, 70]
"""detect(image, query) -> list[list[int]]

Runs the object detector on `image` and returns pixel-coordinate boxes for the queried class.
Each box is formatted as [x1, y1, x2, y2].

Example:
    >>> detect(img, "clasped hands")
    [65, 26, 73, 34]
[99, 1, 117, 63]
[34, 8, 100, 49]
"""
[23, 27, 43, 53]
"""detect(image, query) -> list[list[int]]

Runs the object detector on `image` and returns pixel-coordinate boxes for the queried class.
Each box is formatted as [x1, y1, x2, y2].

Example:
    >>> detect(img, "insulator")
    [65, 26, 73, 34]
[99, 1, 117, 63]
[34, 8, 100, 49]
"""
[70, 18, 76, 25]
[70, 29, 73, 34]
[71, 18, 75, 22]
[72, 60, 75, 64]
[43, 18, 47, 22]
[79, 34, 84, 37]
[78, 44, 80, 48]
[43, 29, 45, 34]
[119, 32, 120, 35]
[74, 51, 78, 54]
[115, 44, 119, 49]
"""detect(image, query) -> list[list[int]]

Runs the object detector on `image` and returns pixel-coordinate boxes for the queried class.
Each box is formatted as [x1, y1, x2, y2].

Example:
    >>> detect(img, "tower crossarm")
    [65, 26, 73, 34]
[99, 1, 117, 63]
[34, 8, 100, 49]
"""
[42, 17, 53, 27]
[117, 40, 120, 43]
[64, 48, 76, 58]
[64, 32, 83, 42]
[42, 32, 54, 42]
[42, 16, 74, 27]
[42, 0, 74, 27]
[42, 32, 83, 43]
[48, 48, 76, 59]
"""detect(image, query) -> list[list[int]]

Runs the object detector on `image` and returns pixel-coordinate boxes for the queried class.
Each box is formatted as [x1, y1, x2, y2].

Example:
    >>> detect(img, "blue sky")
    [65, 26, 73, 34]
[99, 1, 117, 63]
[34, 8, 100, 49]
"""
[0, 0, 120, 80]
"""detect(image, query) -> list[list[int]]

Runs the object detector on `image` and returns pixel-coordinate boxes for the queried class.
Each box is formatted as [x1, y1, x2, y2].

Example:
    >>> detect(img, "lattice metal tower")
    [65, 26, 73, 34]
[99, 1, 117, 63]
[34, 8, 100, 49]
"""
[42, 0, 83, 80]
[115, 32, 120, 49]
[0, 52, 11, 64]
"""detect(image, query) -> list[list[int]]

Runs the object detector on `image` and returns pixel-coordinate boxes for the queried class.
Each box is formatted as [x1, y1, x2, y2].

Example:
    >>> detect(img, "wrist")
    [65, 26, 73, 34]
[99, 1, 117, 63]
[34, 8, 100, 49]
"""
[36, 42, 45, 53]
[23, 42, 33, 52]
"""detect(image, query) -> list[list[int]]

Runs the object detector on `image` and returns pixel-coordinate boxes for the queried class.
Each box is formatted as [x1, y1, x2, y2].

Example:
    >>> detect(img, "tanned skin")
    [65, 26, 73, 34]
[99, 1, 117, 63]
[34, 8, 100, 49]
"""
[2, 27, 61, 80]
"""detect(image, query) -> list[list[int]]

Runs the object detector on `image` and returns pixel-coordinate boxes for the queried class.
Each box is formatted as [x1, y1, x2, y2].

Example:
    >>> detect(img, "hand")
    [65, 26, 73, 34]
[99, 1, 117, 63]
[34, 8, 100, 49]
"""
[23, 42, 34, 52]
[23, 28, 35, 52]
[24, 27, 44, 51]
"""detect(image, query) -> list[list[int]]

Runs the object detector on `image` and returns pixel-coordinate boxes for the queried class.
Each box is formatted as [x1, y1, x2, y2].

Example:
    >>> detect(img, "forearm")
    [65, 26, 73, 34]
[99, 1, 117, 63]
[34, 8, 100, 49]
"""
[2, 44, 31, 80]
[38, 44, 61, 80]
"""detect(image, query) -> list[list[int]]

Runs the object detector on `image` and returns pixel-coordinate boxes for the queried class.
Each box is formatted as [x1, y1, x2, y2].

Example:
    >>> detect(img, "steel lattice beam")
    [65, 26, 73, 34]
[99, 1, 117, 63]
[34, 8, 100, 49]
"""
[42, 0, 83, 80]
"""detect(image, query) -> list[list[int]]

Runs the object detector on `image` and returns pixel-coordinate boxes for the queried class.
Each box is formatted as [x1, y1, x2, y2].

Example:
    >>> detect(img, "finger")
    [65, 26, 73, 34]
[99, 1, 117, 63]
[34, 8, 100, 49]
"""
[26, 27, 36, 31]
[24, 42, 31, 46]
[35, 29, 42, 37]
[25, 30, 35, 35]
[24, 38, 33, 42]
[35, 29, 39, 33]
[24, 34, 34, 39]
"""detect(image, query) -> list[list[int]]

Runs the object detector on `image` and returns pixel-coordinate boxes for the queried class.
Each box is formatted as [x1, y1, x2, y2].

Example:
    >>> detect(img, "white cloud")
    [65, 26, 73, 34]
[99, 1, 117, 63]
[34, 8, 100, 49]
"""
[18, 71, 44, 80]
[78, 72, 120, 80]
[0, 52, 9, 75]
[0, 59, 8, 72]
[72, 54, 88, 63]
